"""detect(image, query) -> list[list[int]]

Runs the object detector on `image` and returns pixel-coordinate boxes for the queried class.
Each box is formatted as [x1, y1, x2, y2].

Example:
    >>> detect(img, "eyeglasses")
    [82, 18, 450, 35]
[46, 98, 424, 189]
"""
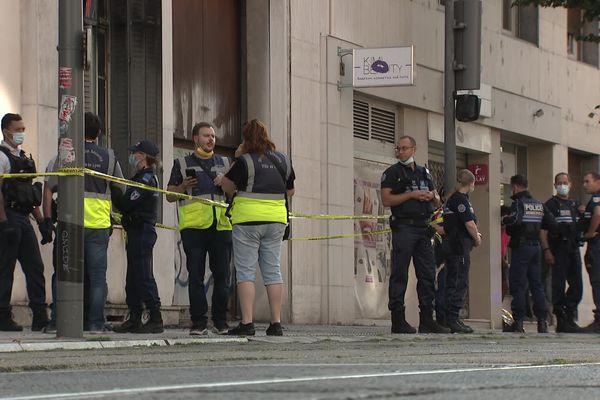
[395, 146, 414, 152]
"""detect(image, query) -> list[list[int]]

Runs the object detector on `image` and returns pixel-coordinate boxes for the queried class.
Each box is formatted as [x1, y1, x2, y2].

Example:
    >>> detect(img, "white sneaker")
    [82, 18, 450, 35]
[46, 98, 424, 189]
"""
[189, 326, 208, 336]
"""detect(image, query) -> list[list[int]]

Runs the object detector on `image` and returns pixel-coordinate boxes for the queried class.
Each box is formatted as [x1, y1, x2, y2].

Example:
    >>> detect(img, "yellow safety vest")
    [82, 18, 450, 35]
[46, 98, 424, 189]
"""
[229, 152, 290, 225]
[84, 146, 116, 229]
[177, 155, 232, 231]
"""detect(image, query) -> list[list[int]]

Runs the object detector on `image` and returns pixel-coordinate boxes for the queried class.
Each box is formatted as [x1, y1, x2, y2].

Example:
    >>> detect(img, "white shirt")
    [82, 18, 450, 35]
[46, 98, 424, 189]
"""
[0, 141, 20, 174]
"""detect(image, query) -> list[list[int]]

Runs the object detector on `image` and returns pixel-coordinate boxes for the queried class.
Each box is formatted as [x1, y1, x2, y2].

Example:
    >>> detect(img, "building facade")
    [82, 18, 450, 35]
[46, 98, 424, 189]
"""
[1, 0, 599, 327]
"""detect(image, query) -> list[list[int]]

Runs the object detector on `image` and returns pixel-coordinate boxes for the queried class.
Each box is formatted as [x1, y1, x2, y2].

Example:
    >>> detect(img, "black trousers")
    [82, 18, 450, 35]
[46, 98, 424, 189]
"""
[510, 244, 548, 321]
[389, 225, 436, 312]
[585, 239, 600, 321]
[551, 245, 582, 316]
[181, 227, 232, 327]
[444, 237, 473, 320]
[125, 223, 161, 313]
[0, 209, 46, 314]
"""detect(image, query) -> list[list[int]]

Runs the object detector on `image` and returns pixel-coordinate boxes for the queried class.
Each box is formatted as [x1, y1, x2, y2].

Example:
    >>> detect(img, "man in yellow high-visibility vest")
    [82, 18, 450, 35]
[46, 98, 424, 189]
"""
[83, 112, 124, 333]
[167, 122, 232, 336]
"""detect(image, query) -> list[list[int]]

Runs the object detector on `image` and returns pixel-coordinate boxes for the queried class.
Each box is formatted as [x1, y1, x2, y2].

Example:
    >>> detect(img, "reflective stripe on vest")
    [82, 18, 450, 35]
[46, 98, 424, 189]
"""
[229, 153, 288, 225]
[176, 155, 232, 231]
[84, 148, 115, 229]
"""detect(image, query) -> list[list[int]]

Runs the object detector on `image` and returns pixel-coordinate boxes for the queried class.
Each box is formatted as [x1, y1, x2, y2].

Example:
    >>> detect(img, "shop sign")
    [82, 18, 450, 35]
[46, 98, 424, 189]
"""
[468, 163, 488, 185]
[352, 47, 414, 87]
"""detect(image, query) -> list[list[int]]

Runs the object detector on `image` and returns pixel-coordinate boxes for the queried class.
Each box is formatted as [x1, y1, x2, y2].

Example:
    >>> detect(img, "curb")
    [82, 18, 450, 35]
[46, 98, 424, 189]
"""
[1, 337, 248, 353]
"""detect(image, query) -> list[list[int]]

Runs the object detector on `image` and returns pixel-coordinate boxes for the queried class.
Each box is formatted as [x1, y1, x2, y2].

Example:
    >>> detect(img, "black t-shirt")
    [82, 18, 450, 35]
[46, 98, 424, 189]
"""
[168, 154, 216, 187]
[226, 158, 296, 191]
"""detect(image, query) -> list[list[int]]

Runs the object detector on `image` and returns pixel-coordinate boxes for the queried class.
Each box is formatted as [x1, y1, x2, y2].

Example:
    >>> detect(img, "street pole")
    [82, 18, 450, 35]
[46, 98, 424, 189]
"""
[56, 0, 85, 338]
[444, 0, 457, 198]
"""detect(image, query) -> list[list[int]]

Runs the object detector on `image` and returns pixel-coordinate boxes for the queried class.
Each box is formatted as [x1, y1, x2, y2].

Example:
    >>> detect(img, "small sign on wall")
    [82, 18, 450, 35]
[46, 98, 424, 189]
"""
[352, 47, 414, 87]
[468, 163, 488, 185]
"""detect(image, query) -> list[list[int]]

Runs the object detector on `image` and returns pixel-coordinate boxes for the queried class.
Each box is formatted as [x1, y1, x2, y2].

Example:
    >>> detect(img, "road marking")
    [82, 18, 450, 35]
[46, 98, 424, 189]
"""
[2, 362, 600, 400]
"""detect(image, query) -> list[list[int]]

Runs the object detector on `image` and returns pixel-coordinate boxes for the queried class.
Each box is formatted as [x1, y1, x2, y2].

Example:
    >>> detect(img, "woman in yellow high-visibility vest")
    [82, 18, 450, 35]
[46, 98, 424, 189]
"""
[221, 119, 295, 336]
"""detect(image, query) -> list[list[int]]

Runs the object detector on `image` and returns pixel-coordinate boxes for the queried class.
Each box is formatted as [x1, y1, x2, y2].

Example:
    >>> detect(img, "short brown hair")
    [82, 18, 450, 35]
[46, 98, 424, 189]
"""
[192, 122, 214, 137]
[585, 171, 600, 181]
[397, 135, 416, 147]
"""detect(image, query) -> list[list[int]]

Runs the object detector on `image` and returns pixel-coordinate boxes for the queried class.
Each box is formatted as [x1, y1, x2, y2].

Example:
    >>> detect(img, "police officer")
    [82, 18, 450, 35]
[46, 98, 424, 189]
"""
[502, 174, 552, 333]
[581, 171, 600, 333]
[381, 135, 449, 334]
[113, 140, 163, 334]
[539, 172, 583, 333]
[0, 113, 50, 331]
[442, 169, 482, 334]
[167, 122, 232, 335]
[83, 112, 124, 333]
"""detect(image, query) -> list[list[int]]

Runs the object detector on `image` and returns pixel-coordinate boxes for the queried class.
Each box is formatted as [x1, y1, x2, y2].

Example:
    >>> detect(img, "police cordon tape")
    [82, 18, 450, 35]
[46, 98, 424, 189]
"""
[0, 168, 394, 241]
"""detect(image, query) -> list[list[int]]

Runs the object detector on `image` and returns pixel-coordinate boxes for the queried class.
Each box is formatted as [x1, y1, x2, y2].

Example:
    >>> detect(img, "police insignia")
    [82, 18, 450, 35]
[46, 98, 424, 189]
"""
[130, 190, 141, 201]
[594, 196, 600, 203]
[458, 204, 467, 213]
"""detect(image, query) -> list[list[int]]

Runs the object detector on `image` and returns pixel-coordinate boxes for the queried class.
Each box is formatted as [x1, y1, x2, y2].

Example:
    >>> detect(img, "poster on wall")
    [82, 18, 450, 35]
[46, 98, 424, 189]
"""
[354, 158, 392, 319]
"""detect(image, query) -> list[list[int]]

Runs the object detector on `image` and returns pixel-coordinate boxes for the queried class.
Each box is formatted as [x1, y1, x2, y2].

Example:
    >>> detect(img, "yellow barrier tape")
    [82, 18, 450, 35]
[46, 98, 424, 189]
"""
[289, 229, 391, 241]
[0, 169, 391, 221]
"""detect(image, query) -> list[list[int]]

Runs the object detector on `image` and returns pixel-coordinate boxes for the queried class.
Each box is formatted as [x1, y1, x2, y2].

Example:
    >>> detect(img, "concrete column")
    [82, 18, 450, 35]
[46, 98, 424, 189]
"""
[0, 0, 22, 126]
[245, 0, 270, 124]
[468, 129, 502, 327]
[528, 143, 566, 201]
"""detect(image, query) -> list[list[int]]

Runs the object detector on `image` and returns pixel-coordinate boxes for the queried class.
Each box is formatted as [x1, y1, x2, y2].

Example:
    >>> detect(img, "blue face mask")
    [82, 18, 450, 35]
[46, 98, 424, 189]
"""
[556, 184, 569, 196]
[128, 153, 139, 168]
[12, 132, 25, 145]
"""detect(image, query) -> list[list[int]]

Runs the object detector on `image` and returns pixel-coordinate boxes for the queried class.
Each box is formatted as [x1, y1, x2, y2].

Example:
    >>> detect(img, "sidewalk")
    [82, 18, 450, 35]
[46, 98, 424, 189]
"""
[0, 320, 570, 353]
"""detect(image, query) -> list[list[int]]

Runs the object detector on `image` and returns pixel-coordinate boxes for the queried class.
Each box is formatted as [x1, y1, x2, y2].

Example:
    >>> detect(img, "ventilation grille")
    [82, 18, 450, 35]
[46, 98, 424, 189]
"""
[353, 99, 396, 144]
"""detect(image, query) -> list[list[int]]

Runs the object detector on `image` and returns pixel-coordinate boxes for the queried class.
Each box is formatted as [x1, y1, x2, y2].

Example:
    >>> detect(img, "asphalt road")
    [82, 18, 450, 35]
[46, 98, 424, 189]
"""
[1, 334, 600, 399]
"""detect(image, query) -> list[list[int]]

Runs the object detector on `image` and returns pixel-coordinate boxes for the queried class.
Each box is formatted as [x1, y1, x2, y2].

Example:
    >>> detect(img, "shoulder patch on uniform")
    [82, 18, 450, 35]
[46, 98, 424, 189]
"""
[458, 203, 467, 213]
[130, 190, 141, 201]
[594, 196, 600, 203]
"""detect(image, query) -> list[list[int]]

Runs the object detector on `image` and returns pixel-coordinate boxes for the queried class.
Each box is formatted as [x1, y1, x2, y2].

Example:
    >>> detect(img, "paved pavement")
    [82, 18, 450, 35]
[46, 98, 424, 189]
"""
[0, 321, 595, 353]
[1, 326, 600, 400]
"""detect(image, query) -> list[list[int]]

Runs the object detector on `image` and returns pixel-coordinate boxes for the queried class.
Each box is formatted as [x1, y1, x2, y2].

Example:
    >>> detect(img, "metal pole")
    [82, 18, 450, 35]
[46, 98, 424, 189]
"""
[56, 0, 84, 338]
[444, 0, 457, 197]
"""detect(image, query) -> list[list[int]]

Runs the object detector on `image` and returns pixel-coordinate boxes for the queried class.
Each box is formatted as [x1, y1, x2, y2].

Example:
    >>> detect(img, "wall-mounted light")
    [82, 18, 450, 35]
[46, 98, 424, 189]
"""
[532, 108, 544, 118]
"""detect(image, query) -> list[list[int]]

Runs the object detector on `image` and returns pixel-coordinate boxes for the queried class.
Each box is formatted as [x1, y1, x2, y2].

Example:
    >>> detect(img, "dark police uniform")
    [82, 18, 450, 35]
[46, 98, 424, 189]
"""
[0, 143, 47, 330]
[381, 161, 438, 320]
[442, 191, 476, 324]
[544, 195, 583, 327]
[114, 167, 161, 317]
[503, 191, 551, 326]
[582, 190, 600, 325]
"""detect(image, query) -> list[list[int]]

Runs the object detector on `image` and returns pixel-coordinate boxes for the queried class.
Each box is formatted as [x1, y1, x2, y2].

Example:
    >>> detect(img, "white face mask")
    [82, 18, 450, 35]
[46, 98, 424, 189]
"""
[399, 157, 414, 166]
[12, 132, 25, 145]
[556, 184, 569, 196]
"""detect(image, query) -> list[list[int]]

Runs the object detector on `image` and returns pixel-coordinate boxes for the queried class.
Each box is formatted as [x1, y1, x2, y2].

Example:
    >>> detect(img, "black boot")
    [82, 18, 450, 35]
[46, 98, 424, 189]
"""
[555, 310, 579, 333]
[537, 319, 548, 333]
[391, 308, 416, 334]
[419, 310, 451, 333]
[447, 318, 473, 334]
[0, 312, 23, 332]
[505, 320, 524, 333]
[31, 309, 49, 332]
[133, 310, 164, 334]
[581, 318, 600, 334]
[564, 311, 582, 333]
[113, 311, 142, 333]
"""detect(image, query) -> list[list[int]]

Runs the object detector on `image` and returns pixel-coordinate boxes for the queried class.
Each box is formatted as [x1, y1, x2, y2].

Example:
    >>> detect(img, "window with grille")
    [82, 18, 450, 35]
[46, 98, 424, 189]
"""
[353, 98, 397, 144]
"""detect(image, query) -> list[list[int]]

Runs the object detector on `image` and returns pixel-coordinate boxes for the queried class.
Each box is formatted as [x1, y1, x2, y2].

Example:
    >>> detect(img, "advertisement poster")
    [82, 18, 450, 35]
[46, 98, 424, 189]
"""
[354, 158, 392, 319]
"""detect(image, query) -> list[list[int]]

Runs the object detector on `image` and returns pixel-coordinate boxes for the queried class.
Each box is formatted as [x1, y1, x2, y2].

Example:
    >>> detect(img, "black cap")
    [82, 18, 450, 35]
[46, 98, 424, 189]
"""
[128, 139, 159, 157]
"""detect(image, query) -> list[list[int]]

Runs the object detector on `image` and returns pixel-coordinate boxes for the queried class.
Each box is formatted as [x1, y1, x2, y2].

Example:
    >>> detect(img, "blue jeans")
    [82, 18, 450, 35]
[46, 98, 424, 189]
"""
[84, 228, 110, 330]
[232, 224, 285, 284]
